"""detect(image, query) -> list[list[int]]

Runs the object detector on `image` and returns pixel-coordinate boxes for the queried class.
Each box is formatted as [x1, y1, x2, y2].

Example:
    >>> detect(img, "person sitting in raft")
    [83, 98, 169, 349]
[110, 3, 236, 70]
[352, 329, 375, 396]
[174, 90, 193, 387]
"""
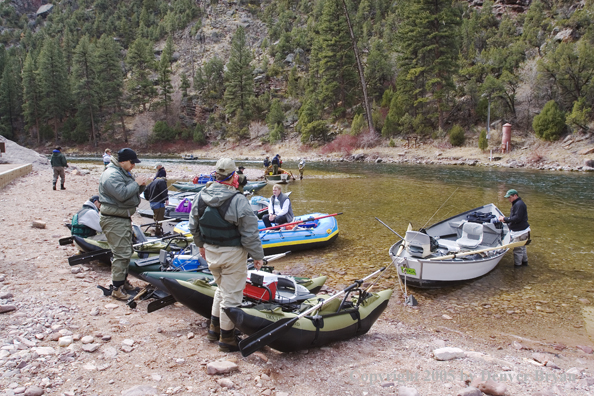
[71, 195, 102, 237]
[262, 184, 294, 228]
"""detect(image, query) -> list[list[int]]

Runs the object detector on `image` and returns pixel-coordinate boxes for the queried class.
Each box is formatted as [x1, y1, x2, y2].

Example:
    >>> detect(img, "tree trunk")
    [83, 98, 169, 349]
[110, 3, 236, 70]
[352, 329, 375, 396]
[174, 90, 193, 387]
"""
[117, 101, 128, 143]
[340, 0, 375, 135]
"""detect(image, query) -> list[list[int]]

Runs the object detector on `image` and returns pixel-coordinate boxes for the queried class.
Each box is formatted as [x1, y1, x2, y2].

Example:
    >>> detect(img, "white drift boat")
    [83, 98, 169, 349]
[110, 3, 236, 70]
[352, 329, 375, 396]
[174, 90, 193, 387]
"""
[389, 203, 526, 288]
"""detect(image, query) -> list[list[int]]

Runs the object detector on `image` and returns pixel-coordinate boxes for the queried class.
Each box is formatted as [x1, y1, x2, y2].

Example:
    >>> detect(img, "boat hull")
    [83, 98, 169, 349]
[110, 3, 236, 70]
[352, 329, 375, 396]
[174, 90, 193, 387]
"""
[225, 289, 392, 352]
[162, 275, 328, 318]
[173, 212, 340, 254]
[389, 203, 511, 288]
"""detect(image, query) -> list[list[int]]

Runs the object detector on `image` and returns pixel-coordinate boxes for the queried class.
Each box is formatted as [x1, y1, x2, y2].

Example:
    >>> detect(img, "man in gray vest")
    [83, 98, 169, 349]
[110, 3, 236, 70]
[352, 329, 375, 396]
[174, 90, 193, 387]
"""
[189, 158, 264, 352]
[71, 195, 102, 237]
[98, 148, 149, 300]
[262, 184, 294, 228]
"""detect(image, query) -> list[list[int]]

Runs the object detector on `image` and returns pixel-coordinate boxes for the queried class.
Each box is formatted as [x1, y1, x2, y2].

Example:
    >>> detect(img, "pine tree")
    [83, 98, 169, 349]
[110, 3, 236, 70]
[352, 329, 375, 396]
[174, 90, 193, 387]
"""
[38, 37, 71, 143]
[22, 52, 43, 144]
[126, 37, 157, 112]
[158, 53, 173, 115]
[162, 35, 174, 68]
[180, 72, 190, 97]
[311, 0, 357, 116]
[224, 27, 254, 119]
[266, 99, 285, 132]
[203, 56, 225, 99]
[96, 34, 128, 142]
[0, 57, 22, 139]
[71, 35, 100, 146]
[395, 0, 462, 131]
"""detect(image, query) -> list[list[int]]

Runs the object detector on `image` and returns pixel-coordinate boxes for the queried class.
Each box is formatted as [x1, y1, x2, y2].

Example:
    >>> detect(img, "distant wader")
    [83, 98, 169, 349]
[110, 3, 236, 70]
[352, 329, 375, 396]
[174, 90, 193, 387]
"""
[100, 214, 133, 282]
[53, 166, 65, 186]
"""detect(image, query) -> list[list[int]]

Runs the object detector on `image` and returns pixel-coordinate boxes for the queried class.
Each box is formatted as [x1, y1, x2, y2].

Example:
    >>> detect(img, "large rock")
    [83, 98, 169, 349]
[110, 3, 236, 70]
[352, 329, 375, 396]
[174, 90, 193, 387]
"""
[433, 347, 465, 361]
[206, 360, 238, 375]
[457, 387, 482, 396]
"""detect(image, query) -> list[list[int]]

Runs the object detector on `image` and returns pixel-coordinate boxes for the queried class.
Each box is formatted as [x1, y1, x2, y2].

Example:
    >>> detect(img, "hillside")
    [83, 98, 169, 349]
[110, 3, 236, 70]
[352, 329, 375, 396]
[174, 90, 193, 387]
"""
[0, 0, 593, 160]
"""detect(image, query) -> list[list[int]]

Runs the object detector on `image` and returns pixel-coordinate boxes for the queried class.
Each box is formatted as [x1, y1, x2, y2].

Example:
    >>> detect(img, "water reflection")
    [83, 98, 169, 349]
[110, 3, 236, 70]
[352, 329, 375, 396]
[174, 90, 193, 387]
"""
[259, 162, 594, 344]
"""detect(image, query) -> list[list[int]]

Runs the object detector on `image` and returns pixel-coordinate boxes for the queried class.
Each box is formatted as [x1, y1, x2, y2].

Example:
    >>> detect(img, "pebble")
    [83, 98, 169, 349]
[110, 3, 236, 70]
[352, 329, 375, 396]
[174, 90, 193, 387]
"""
[82, 343, 101, 353]
[24, 386, 44, 396]
[442, 314, 453, 320]
[398, 386, 419, 396]
[217, 378, 234, 388]
[457, 387, 482, 396]
[89, 307, 100, 316]
[81, 335, 94, 344]
[0, 304, 17, 313]
[122, 339, 135, 346]
[105, 303, 119, 309]
[121, 345, 134, 353]
[70, 267, 82, 274]
[0, 291, 14, 299]
[187, 332, 194, 339]
[206, 360, 238, 375]
[433, 347, 465, 361]
[577, 345, 593, 354]
[121, 385, 158, 396]
[58, 336, 73, 347]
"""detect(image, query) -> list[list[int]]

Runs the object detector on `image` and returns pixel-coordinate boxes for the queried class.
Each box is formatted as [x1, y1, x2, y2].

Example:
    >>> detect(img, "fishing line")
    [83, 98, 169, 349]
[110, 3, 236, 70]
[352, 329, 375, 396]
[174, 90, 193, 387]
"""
[420, 187, 459, 231]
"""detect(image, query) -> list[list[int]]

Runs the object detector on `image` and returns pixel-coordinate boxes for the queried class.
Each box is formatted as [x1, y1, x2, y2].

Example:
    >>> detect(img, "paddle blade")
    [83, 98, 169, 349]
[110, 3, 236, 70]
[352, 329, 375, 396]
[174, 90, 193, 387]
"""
[59, 236, 74, 245]
[238, 317, 297, 357]
[147, 295, 176, 313]
[407, 223, 413, 232]
[68, 249, 112, 266]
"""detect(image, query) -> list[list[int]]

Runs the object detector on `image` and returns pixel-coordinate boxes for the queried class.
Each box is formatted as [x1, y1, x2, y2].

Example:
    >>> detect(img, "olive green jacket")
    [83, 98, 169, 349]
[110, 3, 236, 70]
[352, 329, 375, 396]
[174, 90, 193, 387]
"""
[98, 157, 146, 218]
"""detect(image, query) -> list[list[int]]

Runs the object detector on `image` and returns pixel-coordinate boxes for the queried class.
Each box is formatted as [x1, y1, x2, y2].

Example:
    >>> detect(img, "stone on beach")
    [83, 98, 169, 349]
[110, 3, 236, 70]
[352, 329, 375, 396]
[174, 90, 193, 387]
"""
[433, 347, 465, 361]
[206, 360, 238, 375]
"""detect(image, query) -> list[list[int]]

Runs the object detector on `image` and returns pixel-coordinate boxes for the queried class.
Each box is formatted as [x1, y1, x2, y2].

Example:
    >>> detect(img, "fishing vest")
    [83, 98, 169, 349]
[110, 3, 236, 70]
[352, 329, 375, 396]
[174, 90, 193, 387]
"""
[71, 206, 97, 237]
[197, 193, 242, 246]
[270, 193, 294, 222]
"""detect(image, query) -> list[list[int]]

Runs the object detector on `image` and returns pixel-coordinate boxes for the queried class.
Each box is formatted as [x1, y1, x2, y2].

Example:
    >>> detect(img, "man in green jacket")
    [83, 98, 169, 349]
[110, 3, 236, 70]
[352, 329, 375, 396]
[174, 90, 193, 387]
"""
[98, 148, 149, 300]
[50, 147, 68, 190]
[189, 158, 264, 352]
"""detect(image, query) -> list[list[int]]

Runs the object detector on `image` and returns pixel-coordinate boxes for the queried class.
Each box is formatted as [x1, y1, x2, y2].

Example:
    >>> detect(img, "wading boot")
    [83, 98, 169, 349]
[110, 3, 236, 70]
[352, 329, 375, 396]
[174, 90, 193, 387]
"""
[207, 316, 220, 342]
[53, 182, 57, 190]
[111, 285, 128, 301]
[60, 184, 66, 190]
[123, 279, 136, 291]
[218, 329, 239, 352]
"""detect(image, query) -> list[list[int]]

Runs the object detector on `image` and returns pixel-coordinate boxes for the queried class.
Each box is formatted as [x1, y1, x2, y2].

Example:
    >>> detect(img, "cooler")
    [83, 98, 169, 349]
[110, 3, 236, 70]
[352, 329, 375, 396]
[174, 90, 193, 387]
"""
[243, 270, 278, 302]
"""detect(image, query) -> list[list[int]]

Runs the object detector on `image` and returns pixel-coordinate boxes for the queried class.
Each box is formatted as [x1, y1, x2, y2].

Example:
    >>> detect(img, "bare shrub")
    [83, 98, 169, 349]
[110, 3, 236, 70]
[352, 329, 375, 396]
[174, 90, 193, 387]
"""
[358, 128, 380, 148]
[320, 134, 359, 156]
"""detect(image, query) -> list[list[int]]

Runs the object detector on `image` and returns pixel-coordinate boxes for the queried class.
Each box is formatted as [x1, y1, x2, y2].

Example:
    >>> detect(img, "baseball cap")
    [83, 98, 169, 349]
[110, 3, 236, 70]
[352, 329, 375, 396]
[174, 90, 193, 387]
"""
[504, 189, 518, 198]
[238, 166, 245, 170]
[215, 158, 236, 176]
[118, 148, 141, 163]
[89, 195, 100, 203]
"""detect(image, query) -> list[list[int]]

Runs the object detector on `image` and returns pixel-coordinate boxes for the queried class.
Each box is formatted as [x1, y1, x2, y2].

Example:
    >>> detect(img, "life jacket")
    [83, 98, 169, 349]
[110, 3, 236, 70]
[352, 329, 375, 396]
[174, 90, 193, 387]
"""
[71, 206, 97, 237]
[270, 193, 294, 222]
[197, 193, 242, 246]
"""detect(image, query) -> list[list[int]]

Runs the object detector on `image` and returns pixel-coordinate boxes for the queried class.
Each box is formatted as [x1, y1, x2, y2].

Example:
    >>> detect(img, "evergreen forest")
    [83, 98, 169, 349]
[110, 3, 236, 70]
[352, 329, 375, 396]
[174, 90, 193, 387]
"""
[0, 0, 593, 150]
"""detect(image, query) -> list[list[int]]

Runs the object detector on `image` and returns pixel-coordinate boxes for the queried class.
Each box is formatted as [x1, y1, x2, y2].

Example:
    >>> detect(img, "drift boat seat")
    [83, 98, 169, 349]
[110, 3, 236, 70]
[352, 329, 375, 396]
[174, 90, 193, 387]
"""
[456, 222, 484, 248]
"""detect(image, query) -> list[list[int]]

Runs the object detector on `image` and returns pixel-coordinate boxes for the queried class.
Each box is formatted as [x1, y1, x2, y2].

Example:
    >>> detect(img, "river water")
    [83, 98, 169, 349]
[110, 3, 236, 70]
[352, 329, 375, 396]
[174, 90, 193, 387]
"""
[249, 161, 594, 345]
[82, 156, 594, 344]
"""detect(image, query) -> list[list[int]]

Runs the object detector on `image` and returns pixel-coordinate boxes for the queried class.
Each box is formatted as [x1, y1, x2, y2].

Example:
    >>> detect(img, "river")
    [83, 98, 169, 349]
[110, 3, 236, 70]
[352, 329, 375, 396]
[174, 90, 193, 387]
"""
[252, 161, 594, 346]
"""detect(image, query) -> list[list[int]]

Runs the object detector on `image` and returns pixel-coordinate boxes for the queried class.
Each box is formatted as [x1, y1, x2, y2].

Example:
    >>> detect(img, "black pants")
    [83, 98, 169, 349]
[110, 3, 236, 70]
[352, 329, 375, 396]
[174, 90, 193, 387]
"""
[263, 214, 289, 228]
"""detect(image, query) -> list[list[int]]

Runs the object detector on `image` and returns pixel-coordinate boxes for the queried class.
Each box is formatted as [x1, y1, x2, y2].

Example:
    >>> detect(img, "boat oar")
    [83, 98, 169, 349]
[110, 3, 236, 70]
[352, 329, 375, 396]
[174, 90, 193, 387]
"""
[374, 217, 405, 240]
[260, 213, 343, 231]
[428, 239, 528, 261]
[237, 267, 386, 357]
